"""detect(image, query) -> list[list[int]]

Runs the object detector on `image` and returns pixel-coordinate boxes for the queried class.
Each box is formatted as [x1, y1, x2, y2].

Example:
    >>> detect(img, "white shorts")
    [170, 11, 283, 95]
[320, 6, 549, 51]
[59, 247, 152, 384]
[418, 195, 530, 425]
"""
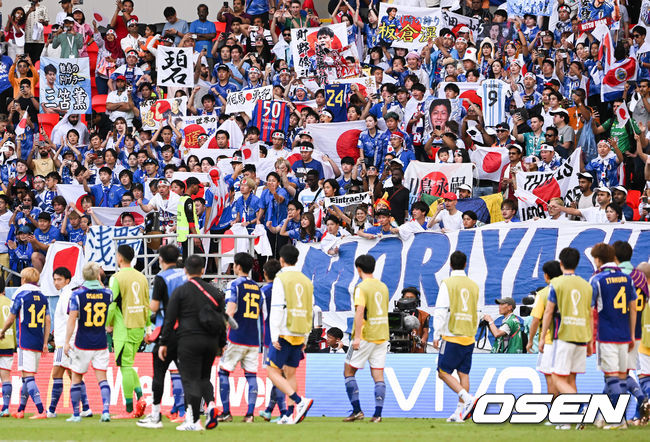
[69, 347, 109, 374]
[218, 343, 259, 373]
[0, 355, 13, 371]
[627, 340, 640, 371]
[536, 342, 554, 375]
[53, 347, 71, 369]
[640, 352, 650, 376]
[345, 340, 388, 370]
[552, 340, 586, 376]
[169, 361, 178, 372]
[597, 342, 628, 375]
[17, 348, 41, 373]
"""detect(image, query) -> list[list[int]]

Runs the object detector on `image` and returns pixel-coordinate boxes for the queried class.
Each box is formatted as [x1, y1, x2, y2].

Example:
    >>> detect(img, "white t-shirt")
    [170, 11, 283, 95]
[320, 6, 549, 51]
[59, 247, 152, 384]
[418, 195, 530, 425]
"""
[298, 187, 323, 208]
[581, 206, 608, 223]
[106, 89, 135, 126]
[433, 209, 464, 231]
[150, 191, 181, 215]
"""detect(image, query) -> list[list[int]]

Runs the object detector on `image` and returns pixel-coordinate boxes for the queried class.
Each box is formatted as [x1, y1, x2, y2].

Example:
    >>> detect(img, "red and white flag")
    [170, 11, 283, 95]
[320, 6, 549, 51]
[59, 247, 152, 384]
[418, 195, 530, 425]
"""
[57, 184, 88, 210]
[93, 11, 109, 27]
[204, 166, 230, 233]
[15, 112, 28, 136]
[469, 146, 509, 182]
[304, 121, 366, 166]
[596, 24, 615, 68]
[90, 206, 147, 226]
[41, 242, 85, 295]
[616, 100, 630, 127]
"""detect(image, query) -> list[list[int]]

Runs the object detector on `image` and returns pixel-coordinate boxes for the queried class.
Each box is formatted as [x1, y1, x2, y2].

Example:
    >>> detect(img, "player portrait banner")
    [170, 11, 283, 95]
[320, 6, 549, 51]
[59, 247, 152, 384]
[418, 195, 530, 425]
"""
[140, 96, 189, 131]
[378, 3, 442, 51]
[156, 46, 194, 88]
[515, 149, 581, 204]
[324, 192, 372, 209]
[225, 85, 273, 117]
[294, 222, 650, 318]
[39, 57, 92, 114]
[180, 115, 218, 148]
[404, 161, 473, 201]
[84, 225, 144, 270]
[41, 241, 85, 295]
[577, 0, 617, 24]
[507, 0, 554, 17]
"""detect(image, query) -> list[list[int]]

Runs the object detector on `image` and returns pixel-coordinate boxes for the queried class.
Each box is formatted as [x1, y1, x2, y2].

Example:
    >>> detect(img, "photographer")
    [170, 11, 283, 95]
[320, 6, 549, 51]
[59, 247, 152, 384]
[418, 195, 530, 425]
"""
[483, 297, 524, 354]
[399, 287, 430, 353]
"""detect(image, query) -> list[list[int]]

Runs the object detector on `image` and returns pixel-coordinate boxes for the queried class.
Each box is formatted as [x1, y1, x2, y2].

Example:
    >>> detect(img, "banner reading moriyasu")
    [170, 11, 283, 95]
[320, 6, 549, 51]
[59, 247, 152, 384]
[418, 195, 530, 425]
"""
[295, 222, 650, 313]
[39, 57, 92, 114]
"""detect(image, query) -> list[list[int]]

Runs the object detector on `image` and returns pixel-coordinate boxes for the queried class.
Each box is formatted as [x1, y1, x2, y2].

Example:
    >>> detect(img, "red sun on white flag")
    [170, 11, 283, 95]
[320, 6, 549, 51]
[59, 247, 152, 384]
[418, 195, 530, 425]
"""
[616, 101, 630, 127]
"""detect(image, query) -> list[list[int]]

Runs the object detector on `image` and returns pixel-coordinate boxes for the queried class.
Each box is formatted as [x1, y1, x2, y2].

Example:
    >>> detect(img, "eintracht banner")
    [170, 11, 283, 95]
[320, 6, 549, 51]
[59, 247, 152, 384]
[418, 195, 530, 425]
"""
[515, 148, 581, 204]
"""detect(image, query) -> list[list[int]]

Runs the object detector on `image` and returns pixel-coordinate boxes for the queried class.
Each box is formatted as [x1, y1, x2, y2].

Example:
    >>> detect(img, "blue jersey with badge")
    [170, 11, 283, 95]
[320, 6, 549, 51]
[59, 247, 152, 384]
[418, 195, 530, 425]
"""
[226, 276, 264, 346]
[261, 283, 273, 348]
[69, 286, 112, 350]
[10, 285, 49, 351]
[323, 84, 350, 122]
[591, 266, 637, 343]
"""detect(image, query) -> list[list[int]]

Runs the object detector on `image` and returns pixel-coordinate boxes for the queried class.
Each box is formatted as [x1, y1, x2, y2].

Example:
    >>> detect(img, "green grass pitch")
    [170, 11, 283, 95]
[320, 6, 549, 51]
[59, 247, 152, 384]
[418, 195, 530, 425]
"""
[0, 415, 645, 441]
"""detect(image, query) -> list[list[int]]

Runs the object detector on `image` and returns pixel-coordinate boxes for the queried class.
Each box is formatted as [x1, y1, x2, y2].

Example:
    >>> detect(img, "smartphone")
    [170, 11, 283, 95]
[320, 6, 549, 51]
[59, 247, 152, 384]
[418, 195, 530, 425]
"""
[224, 1, 229, 8]
[524, 157, 534, 164]
[191, 34, 198, 39]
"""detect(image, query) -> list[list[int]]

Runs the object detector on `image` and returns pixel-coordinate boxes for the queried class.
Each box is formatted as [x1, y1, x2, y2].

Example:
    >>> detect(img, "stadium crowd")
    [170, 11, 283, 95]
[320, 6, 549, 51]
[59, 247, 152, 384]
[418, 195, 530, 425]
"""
[0, 0, 647, 432]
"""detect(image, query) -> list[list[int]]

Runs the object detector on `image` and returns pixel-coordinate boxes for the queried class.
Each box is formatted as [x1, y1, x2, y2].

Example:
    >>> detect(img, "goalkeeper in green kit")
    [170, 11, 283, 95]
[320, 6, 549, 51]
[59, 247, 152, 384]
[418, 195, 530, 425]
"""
[107, 245, 151, 419]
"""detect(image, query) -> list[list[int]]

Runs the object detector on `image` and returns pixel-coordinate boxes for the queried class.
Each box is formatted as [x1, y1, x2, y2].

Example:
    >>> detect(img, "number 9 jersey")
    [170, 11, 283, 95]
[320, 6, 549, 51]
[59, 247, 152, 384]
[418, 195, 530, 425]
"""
[591, 265, 637, 343]
[10, 284, 49, 352]
[69, 286, 113, 350]
[226, 277, 265, 347]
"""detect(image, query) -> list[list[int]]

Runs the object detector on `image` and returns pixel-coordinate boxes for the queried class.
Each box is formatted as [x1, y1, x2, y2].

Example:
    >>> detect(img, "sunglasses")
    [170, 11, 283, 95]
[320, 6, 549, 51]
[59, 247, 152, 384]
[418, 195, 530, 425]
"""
[634, 34, 642, 38]
[496, 129, 508, 132]
[545, 133, 555, 137]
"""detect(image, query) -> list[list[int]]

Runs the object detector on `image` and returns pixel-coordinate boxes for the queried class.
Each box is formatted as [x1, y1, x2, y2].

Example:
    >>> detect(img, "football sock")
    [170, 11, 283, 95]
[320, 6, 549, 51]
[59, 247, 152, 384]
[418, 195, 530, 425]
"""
[275, 386, 287, 414]
[70, 383, 82, 417]
[458, 389, 472, 403]
[264, 385, 277, 413]
[120, 367, 135, 412]
[99, 380, 111, 414]
[344, 377, 361, 413]
[48, 378, 63, 413]
[374, 381, 386, 417]
[286, 405, 294, 417]
[25, 376, 43, 413]
[605, 377, 621, 406]
[17, 380, 27, 412]
[152, 403, 161, 419]
[627, 375, 646, 402]
[80, 381, 90, 411]
[289, 392, 302, 405]
[218, 369, 230, 414]
[640, 376, 650, 397]
[2, 381, 12, 411]
[171, 372, 185, 416]
[245, 372, 258, 416]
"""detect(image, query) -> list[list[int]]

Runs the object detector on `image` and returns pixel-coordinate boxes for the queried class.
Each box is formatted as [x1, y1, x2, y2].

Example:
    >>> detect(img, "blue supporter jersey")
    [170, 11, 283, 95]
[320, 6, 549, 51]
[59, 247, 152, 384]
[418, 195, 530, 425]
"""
[34, 226, 63, 251]
[234, 194, 262, 226]
[357, 129, 383, 163]
[260, 187, 289, 228]
[363, 225, 393, 235]
[226, 277, 264, 346]
[69, 285, 113, 350]
[89, 184, 122, 207]
[261, 283, 273, 348]
[323, 84, 350, 122]
[292, 159, 324, 184]
[11, 284, 49, 351]
[67, 227, 86, 244]
[591, 265, 637, 343]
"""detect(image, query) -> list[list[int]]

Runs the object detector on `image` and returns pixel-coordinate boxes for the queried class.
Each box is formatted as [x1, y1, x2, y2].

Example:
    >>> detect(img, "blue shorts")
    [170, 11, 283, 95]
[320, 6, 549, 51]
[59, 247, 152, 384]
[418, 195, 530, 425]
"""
[266, 338, 304, 369]
[437, 340, 474, 375]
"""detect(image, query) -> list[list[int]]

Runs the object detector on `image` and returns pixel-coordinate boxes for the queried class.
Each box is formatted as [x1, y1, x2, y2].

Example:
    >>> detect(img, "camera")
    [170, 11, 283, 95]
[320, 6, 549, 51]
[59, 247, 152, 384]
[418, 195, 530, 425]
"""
[519, 288, 542, 317]
[387, 294, 421, 353]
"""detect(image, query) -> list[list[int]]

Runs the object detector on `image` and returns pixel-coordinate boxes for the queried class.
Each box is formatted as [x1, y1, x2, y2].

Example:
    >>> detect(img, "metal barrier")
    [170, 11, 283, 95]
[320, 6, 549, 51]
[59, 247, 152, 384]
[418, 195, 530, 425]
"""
[111, 232, 256, 287]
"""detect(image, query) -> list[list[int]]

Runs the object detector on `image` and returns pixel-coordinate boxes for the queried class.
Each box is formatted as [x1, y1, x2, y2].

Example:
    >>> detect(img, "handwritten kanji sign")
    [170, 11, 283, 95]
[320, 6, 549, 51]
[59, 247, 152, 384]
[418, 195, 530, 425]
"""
[84, 225, 144, 270]
[225, 85, 273, 117]
[156, 46, 194, 88]
[377, 3, 441, 51]
[39, 57, 92, 114]
[180, 115, 218, 148]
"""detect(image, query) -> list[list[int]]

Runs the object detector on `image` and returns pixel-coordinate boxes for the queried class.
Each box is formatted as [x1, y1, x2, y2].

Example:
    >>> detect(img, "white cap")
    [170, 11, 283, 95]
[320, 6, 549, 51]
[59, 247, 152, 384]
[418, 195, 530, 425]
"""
[458, 26, 470, 34]
[458, 183, 472, 192]
[612, 185, 627, 195]
[595, 186, 612, 195]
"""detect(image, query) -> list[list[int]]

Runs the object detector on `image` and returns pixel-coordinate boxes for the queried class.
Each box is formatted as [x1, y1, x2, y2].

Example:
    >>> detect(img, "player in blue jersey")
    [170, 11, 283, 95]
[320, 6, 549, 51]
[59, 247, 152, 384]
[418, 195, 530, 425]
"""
[138, 245, 187, 429]
[590, 243, 637, 430]
[258, 259, 287, 422]
[64, 263, 113, 423]
[218, 252, 264, 423]
[0, 268, 50, 419]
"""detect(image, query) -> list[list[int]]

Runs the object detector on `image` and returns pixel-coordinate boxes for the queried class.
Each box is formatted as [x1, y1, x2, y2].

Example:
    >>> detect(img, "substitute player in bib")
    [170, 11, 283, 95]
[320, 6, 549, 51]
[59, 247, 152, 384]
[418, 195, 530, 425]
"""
[613, 241, 650, 424]
[590, 243, 637, 430]
[343, 254, 389, 423]
[108, 245, 150, 419]
[218, 252, 264, 423]
[258, 259, 287, 422]
[267, 244, 314, 425]
[540, 248, 593, 401]
[137, 245, 187, 429]
[0, 278, 16, 417]
[433, 251, 480, 422]
[64, 262, 113, 423]
[0, 268, 50, 419]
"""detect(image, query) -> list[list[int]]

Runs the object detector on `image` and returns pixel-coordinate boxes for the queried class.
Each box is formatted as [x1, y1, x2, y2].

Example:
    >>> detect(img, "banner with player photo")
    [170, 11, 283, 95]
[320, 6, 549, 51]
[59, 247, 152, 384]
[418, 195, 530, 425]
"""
[140, 96, 188, 131]
[378, 3, 442, 51]
[577, 0, 617, 24]
[180, 115, 218, 148]
[290, 23, 360, 82]
[225, 85, 273, 117]
[507, 0, 555, 17]
[156, 46, 194, 88]
[404, 161, 474, 202]
[39, 57, 92, 114]
[642, 0, 650, 28]
[84, 225, 144, 270]
[515, 149, 581, 204]
[441, 10, 482, 40]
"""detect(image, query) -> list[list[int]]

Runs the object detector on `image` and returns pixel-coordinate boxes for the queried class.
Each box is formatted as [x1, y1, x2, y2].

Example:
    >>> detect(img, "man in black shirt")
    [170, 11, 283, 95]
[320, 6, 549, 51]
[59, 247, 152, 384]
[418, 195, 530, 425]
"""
[159, 255, 226, 431]
[375, 163, 409, 225]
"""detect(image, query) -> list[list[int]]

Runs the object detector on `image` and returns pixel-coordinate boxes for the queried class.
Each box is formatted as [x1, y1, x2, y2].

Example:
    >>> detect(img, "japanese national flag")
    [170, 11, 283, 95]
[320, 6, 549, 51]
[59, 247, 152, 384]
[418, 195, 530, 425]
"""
[93, 11, 109, 27]
[56, 184, 87, 210]
[252, 224, 272, 257]
[616, 101, 630, 127]
[469, 146, 509, 182]
[304, 120, 386, 167]
[41, 242, 85, 295]
[15, 112, 28, 136]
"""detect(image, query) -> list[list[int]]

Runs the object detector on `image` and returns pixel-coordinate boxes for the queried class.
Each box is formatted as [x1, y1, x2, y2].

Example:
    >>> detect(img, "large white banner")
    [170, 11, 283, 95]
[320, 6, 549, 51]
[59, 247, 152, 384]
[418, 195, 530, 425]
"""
[441, 10, 482, 41]
[157, 47, 194, 88]
[516, 149, 581, 204]
[225, 85, 273, 117]
[84, 225, 144, 270]
[404, 161, 474, 200]
[295, 222, 650, 327]
[378, 3, 442, 51]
